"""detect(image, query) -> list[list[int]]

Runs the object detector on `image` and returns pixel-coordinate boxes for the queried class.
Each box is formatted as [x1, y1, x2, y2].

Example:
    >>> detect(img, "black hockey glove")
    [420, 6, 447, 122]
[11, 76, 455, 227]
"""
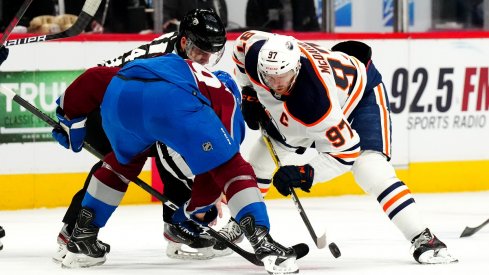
[241, 86, 268, 130]
[272, 164, 314, 196]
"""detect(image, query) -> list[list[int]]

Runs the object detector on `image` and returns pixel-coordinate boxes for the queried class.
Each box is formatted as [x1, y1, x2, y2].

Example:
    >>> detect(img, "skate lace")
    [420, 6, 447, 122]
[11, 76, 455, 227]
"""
[411, 230, 433, 252]
[177, 223, 199, 238]
[218, 221, 242, 241]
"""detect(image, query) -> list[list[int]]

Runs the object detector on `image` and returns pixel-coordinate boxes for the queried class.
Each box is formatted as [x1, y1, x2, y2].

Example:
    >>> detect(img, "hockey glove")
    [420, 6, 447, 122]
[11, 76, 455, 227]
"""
[242, 86, 269, 130]
[172, 201, 219, 227]
[51, 106, 87, 153]
[272, 164, 314, 196]
[0, 46, 9, 66]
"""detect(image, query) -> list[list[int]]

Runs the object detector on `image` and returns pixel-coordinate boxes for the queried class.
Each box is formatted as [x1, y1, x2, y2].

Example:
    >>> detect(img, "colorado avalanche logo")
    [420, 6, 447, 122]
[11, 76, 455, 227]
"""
[202, 141, 213, 152]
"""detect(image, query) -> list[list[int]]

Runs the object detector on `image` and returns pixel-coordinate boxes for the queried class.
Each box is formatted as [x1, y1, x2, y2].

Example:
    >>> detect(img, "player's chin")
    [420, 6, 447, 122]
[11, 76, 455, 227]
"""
[274, 88, 288, 95]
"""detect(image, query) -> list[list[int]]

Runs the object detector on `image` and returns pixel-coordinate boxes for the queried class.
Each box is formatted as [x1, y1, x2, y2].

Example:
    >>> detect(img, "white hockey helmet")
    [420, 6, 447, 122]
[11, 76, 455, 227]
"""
[257, 35, 301, 95]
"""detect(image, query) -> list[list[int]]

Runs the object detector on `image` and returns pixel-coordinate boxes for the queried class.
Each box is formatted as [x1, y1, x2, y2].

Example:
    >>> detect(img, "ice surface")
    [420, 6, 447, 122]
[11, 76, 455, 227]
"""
[1, 191, 488, 274]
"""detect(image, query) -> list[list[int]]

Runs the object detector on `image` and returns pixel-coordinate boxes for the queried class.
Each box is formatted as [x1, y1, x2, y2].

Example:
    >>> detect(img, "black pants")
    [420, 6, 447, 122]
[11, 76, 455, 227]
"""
[61, 109, 192, 233]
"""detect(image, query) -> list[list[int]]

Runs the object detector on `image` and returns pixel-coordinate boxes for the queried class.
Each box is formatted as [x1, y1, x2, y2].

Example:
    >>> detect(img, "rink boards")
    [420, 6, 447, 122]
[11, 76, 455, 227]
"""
[0, 32, 488, 209]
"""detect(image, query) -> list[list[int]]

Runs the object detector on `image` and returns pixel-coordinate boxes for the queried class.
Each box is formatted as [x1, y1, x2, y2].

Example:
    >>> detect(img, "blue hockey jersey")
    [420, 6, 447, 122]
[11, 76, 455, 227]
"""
[101, 54, 244, 175]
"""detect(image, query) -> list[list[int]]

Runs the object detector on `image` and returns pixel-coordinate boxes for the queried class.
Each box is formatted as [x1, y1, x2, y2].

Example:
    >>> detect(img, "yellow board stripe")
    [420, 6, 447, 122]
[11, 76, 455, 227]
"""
[0, 171, 151, 210]
[1, 161, 489, 209]
[265, 159, 489, 199]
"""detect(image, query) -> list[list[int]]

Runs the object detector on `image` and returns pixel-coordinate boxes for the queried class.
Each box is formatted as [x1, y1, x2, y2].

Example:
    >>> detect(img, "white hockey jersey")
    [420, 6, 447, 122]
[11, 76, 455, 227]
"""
[233, 31, 368, 183]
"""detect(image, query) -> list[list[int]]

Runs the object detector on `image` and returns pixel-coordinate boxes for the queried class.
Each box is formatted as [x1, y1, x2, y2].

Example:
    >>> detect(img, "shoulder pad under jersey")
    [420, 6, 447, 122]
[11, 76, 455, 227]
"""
[99, 32, 179, 68]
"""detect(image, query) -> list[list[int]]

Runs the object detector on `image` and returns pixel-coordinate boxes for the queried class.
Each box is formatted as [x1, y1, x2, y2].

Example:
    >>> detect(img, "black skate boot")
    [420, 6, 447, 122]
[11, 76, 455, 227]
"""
[411, 228, 458, 264]
[164, 220, 216, 260]
[0, 226, 5, 250]
[239, 215, 300, 274]
[61, 208, 111, 268]
[213, 218, 244, 257]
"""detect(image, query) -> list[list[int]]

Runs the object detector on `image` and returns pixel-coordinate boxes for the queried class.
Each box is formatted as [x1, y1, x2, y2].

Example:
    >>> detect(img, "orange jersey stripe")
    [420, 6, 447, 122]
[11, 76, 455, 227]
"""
[342, 76, 364, 116]
[342, 58, 365, 117]
[330, 151, 361, 159]
[247, 72, 269, 91]
[376, 85, 390, 157]
[232, 54, 244, 66]
[382, 189, 411, 212]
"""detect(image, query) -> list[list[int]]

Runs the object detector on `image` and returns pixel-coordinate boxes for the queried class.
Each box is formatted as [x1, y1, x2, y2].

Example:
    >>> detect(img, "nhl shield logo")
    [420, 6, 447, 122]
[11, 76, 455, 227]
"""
[202, 141, 213, 152]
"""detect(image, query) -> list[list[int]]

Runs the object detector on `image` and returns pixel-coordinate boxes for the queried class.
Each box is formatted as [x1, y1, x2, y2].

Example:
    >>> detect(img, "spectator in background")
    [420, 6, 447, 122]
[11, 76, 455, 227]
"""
[163, 0, 227, 32]
[245, 0, 319, 31]
[65, 0, 149, 33]
[0, 0, 55, 32]
[245, 0, 284, 30]
[291, 0, 319, 31]
[455, 0, 484, 28]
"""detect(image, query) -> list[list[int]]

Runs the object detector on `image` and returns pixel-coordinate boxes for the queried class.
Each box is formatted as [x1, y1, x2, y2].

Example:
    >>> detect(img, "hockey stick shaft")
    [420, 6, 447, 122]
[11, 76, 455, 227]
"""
[261, 130, 327, 249]
[0, 0, 34, 45]
[5, 0, 102, 46]
[0, 85, 263, 266]
[460, 218, 489, 238]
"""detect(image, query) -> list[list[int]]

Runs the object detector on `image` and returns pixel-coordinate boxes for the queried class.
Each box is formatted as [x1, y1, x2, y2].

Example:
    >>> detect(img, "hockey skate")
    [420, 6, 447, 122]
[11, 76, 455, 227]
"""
[239, 215, 300, 274]
[212, 218, 244, 257]
[411, 228, 458, 264]
[52, 224, 71, 263]
[0, 225, 5, 250]
[164, 221, 216, 260]
[61, 208, 111, 268]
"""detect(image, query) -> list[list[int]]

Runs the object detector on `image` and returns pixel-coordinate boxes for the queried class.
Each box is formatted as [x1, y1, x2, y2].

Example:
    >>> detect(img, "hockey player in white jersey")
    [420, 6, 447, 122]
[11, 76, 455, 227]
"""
[232, 30, 458, 264]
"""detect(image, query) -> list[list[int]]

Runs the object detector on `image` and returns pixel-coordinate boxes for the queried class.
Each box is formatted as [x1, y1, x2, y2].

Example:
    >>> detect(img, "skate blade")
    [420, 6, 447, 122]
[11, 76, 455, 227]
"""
[52, 244, 68, 264]
[52, 256, 65, 264]
[212, 247, 234, 258]
[61, 251, 106, 268]
[262, 256, 299, 275]
[166, 243, 215, 260]
[418, 249, 459, 264]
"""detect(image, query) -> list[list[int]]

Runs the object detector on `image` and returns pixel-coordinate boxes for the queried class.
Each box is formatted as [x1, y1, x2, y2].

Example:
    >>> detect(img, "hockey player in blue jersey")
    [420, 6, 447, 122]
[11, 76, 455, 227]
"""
[52, 9, 243, 262]
[61, 54, 307, 274]
[232, 31, 457, 265]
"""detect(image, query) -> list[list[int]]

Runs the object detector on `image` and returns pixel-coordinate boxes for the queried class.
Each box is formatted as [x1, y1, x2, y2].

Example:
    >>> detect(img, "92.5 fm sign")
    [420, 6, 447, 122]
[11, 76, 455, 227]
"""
[388, 66, 488, 130]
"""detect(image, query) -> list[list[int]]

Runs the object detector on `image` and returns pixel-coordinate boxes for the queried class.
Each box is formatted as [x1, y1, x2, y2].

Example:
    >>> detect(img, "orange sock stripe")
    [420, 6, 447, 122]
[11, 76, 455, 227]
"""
[382, 189, 411, 212]
[259, 187, 269, 195]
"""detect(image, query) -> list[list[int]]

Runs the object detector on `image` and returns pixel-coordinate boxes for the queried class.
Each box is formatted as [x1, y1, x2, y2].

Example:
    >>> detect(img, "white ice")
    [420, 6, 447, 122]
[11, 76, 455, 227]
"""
[1, 191, 488, 275]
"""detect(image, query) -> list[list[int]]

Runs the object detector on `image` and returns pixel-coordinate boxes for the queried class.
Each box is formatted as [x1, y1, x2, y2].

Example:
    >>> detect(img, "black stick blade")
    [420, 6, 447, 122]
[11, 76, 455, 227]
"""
[460, 218, 489, 238]
[292, 243, 309, 260]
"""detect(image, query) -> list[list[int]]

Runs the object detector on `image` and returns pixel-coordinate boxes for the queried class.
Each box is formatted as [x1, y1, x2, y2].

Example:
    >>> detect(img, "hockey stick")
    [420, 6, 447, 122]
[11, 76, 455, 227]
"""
[460, 218, 489, 238]
[0, 85, 264, 266]
[261, 129, 341, 257]
[5, 0, 102, 46]
[0, 0, 34, 45]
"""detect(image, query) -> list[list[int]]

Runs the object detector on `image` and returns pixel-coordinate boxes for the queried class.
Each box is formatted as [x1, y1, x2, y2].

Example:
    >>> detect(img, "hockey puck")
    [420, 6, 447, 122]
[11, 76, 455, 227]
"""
[328, 242, 341, 258]
[292, 243, 309, 259]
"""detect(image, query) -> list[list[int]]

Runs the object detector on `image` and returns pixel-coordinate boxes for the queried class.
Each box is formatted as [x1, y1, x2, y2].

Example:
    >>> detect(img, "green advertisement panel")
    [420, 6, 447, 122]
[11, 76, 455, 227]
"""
[0, 70, 83, 143]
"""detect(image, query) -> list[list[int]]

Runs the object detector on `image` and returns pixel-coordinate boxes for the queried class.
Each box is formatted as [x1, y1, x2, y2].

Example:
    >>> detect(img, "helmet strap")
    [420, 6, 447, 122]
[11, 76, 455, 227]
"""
[176, 35, 188, 59]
